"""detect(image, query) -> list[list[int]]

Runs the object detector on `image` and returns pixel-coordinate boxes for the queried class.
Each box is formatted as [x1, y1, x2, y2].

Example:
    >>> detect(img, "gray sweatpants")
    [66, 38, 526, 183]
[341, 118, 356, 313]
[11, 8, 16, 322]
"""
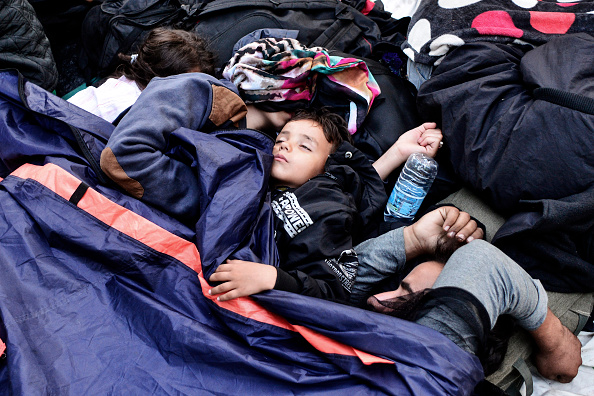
[350, 228, 548, 354]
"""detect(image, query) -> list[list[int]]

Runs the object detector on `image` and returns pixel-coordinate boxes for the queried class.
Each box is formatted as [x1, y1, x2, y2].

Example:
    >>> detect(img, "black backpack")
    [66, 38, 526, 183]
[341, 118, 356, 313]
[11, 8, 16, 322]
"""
[191, 0, 385, 70]
[79, 0, 210, 80]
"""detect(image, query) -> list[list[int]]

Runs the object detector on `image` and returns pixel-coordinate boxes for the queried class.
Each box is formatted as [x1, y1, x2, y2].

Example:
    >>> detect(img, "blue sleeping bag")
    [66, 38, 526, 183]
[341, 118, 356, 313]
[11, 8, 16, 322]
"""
[0, 70, 483, 395]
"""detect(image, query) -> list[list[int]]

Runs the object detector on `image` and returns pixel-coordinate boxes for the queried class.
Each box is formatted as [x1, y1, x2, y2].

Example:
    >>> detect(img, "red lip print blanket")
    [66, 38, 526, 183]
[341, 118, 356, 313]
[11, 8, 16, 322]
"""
[402, 0, 594, 66]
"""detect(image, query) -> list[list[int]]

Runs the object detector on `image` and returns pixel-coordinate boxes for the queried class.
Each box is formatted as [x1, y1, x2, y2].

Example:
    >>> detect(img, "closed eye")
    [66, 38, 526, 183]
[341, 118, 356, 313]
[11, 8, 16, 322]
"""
[300, 144, 312, 151]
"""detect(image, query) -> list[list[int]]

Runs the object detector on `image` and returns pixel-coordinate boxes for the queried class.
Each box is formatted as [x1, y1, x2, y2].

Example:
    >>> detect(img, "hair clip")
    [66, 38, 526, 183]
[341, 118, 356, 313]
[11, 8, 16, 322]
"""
[130, 54, 138, 64]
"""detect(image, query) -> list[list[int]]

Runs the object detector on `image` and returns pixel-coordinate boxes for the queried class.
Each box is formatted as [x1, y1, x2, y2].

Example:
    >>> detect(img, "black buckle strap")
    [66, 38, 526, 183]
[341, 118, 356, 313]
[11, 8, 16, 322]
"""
[69, 182, 90, 205]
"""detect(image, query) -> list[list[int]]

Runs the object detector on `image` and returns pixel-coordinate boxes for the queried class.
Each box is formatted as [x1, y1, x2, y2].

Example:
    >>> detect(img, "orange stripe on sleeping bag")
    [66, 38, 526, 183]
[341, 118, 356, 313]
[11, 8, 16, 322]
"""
[9, 163, 393, 366]
[0, 337, 5, 357]
[197, 274, 392, 365]
[10, 163, 201, 273]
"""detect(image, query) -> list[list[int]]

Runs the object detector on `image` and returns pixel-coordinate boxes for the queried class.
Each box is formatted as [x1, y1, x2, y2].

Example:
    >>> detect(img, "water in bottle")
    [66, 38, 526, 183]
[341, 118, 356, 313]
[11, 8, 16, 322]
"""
[384, 153, 438, 221]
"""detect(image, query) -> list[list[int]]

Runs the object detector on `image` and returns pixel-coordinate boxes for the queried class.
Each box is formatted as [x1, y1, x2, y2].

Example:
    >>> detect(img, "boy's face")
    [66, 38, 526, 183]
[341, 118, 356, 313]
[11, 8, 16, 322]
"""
[270, 119, 334, 188]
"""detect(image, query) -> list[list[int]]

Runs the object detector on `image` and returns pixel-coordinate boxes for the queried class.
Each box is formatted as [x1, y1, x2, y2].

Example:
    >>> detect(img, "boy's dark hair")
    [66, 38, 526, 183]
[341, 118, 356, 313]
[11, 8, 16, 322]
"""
[115, 27, 216, 90]
[290, 107, 353, 152]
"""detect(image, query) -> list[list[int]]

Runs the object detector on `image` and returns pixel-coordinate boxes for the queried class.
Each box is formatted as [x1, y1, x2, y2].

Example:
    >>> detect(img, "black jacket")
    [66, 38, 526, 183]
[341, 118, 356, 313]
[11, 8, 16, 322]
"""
[271, 142, 386, 301]
[0, 0, 58, 91]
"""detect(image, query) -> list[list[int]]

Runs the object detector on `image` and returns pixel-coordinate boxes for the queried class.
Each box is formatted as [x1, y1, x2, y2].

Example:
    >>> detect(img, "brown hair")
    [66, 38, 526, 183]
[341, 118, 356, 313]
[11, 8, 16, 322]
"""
[289, 107, 353, 152]
[116, 27, 216, 90]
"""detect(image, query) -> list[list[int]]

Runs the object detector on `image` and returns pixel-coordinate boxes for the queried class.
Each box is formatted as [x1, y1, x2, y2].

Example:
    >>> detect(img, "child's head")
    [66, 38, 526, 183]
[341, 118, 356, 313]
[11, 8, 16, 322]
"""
[289, 107, 353, 151]
[270, 107, 352, 188]
[117, 27, 216, 89]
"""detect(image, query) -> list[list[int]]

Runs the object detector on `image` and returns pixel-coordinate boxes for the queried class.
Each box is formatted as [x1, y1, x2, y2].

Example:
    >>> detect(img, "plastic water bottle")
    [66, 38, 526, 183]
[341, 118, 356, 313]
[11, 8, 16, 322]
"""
[384, 153, 438, 221]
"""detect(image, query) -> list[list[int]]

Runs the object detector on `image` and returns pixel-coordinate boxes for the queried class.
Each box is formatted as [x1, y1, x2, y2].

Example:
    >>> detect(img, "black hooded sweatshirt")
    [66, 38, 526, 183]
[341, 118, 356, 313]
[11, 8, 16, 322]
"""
[271, 141, 387, 302]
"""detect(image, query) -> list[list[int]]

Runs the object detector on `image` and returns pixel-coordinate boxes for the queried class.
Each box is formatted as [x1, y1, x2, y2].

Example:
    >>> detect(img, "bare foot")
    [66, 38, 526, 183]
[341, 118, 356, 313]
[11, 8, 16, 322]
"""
[530, 308, 582, 383]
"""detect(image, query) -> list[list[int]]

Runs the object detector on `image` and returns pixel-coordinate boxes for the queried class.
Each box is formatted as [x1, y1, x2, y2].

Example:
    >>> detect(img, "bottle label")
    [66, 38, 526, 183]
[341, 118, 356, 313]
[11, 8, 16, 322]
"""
[384, 153, 438, 221]
[385, 182, 425, 219]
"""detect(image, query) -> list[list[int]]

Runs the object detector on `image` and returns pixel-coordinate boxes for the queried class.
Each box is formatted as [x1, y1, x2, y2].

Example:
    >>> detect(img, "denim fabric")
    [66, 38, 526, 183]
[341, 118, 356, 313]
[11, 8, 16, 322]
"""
[406, 58, 434, 92]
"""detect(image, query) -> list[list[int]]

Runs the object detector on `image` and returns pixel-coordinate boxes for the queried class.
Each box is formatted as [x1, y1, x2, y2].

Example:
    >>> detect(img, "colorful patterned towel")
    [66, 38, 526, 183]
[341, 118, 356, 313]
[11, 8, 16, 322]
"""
[402, 0, 594, 66]
[222, 38, 380, 134]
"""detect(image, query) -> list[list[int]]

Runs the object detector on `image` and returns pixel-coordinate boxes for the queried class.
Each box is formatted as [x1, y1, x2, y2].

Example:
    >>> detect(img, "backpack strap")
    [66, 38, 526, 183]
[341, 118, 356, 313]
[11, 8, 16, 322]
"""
[572, 307, 591, 335]
[505, 358, 533, 396]
[310, 3, 369, 52]
[533, 87, 594, 115]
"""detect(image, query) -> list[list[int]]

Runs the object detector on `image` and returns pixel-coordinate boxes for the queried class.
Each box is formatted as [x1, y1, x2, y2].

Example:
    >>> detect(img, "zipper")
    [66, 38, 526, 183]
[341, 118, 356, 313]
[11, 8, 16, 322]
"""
[198, 0, 340, 16]
[109, 6, 182, 28]
[68, 125, 112, 185]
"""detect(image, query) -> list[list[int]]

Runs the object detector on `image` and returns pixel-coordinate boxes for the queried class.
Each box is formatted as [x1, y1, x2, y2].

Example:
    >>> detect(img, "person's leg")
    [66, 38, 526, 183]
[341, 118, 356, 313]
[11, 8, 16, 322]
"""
[372, 239, 581, 382]
[415, 240, 548, 354]
[434, 239, 548, 330]
[350, 227, 407, 306]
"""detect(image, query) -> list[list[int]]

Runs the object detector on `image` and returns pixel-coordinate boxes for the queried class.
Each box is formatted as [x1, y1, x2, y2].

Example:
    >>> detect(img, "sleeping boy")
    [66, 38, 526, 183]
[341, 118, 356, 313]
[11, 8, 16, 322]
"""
[208, 107, 462, 303]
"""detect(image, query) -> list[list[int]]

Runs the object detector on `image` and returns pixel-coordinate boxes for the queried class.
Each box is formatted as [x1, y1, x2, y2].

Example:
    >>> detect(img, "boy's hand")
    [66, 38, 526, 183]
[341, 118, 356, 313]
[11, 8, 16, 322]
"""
[394, 122, 442, 160]
[209, 260, 277, 301]
[372, 122, 442, 181]
[403, 206, 483, 259]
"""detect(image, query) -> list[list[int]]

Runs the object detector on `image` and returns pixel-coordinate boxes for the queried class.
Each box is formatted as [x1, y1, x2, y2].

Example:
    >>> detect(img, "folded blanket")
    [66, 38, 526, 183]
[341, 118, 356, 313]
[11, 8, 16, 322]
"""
[222, 37, 380, 134]
[402, 0, 594, 66]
